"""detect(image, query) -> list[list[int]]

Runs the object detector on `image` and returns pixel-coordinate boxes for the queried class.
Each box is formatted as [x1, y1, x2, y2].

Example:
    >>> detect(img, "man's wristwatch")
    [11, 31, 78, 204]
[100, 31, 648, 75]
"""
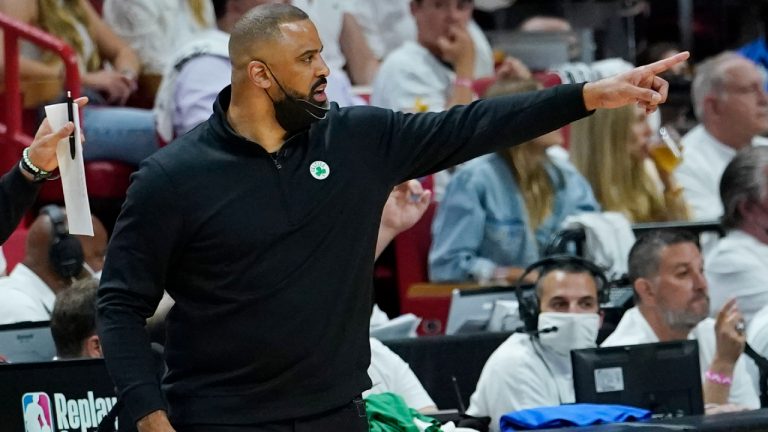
[20, 147, 54, 182]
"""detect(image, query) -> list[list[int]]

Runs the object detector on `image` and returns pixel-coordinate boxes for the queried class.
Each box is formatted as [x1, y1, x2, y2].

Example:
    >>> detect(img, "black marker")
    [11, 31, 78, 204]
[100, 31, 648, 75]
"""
[66, 91, 75, 159]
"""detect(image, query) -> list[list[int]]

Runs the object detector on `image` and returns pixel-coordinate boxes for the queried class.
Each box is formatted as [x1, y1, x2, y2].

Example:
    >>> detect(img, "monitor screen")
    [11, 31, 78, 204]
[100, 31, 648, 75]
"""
[572, 340, 704, 417]
[0, 358, 135, 431]
[0, 320, 56, 363]
[445, 285, 529, 335]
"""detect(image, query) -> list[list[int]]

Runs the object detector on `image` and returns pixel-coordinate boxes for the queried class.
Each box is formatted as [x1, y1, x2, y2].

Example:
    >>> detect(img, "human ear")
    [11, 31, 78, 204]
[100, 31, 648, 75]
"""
[247, 61, 272, 89]
[634, 278, 655, 306]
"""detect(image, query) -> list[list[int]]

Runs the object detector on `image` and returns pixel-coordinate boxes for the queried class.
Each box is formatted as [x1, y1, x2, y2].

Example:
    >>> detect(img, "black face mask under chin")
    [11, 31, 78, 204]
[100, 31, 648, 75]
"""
[263, 66, 329, 134]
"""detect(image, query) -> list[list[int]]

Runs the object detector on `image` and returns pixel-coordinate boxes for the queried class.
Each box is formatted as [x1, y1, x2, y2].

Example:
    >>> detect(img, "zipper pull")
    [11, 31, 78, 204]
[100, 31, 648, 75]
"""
[270, 151, 282, 169]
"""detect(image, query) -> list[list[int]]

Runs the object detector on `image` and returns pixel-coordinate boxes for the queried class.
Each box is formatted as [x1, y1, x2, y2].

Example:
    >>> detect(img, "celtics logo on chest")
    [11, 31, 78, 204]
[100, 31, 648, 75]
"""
[309, 161, 330, 180]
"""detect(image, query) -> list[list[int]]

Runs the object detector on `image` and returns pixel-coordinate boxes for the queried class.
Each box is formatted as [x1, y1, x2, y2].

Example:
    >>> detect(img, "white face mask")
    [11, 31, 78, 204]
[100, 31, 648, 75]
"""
[537, 312, 600, 356]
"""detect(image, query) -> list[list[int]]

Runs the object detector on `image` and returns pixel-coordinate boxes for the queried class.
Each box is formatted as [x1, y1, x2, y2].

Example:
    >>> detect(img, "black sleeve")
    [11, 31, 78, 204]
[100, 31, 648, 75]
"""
[359, 83, 592, 185]
[0, 162, 42, 243]
[96, 159, 183, 423]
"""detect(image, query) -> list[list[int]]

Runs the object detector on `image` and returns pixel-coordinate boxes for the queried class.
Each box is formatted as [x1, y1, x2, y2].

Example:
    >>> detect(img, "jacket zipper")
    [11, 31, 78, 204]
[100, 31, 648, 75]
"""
[270, 150, 282, 169]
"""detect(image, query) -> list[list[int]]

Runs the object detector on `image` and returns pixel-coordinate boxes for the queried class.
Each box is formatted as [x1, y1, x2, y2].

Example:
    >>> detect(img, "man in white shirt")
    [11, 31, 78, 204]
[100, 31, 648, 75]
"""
[603, 230, 760, 411]
[467, 258, 603, 432]
[365, 338, 437, 412]
[675, 51, 768, 221]
[706, 146, 768, 324]
[350, 0, 494, 78]
[0, 208, 107, 325]
[372, 0, 479, 113]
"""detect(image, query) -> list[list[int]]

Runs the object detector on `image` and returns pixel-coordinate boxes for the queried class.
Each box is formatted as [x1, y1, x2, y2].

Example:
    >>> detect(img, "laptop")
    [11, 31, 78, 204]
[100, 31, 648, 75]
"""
[0, 358, 135, 431]
[445, 285, 524, 335]
[0, 320, 56, 363]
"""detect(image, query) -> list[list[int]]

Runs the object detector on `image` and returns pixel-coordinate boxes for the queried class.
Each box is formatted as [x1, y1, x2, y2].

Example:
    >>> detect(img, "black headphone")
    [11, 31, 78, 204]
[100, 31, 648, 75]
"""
[515, 255, 609, 332]
[40, 205, 84, 279]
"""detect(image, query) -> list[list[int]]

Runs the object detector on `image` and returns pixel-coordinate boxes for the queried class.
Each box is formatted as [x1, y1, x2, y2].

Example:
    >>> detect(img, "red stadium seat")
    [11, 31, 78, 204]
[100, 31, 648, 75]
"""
[0, 12, 134, 231]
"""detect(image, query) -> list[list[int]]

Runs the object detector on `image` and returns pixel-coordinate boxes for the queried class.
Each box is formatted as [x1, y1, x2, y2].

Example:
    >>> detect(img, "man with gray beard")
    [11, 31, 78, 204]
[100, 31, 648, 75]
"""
[602, 230, 759, 413]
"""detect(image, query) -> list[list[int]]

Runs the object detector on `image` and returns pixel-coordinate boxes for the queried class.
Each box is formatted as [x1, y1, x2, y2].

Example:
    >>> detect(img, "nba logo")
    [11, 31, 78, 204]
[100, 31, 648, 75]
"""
[21, 392, 54, 432]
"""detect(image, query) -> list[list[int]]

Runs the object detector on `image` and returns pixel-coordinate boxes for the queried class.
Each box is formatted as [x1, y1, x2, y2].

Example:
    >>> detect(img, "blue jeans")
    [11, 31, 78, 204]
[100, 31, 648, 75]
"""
[82, 106, 157, 166]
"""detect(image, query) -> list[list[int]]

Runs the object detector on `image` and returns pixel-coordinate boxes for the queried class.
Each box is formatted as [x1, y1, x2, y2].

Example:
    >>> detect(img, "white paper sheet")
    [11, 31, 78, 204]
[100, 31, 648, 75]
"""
[43, 101, 93, 236]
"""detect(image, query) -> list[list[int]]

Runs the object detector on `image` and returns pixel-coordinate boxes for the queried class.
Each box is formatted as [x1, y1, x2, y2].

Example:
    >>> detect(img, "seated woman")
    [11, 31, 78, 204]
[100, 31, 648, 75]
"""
[569, 104, 689, 223]
[0, 0, 158, 165]
[428, 80, 600, 284]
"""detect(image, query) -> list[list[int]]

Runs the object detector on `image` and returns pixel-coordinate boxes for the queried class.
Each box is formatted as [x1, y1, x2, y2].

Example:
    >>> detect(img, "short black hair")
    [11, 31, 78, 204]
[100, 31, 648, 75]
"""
[51, 278, 98, 359]
[228, 3, 309, 65]
[534, 259, 603, 301]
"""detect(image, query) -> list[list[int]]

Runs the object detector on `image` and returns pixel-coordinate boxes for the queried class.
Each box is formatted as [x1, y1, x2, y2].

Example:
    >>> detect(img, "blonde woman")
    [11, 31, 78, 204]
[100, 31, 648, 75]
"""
[570, 105, 689, 223]
[429, 80, 601, 283]
[0, 0, 158, 165]
[103, 0, 217, 75]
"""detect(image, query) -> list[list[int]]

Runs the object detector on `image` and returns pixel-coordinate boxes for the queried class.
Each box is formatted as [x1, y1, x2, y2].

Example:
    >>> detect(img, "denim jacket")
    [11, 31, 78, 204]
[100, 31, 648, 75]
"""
[429, 154, 600, 282]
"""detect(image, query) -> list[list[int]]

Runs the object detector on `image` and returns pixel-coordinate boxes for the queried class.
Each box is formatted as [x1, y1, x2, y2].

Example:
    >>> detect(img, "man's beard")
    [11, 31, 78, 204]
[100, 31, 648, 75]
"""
[262, 64, 329, 134]
[660, 295, 710, 333]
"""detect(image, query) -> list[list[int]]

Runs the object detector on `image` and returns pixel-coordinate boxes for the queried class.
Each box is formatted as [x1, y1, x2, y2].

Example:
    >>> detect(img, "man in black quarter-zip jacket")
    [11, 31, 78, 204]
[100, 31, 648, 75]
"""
[96, 4, 688, 432]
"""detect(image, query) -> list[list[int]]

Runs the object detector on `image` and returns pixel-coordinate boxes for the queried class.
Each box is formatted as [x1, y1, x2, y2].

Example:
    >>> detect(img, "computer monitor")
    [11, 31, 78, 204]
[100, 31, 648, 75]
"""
[0, 358, 136, 431]
[0, 320, 56, 363]
[572, 340, 704, 417]
[445, 285, 529, 335]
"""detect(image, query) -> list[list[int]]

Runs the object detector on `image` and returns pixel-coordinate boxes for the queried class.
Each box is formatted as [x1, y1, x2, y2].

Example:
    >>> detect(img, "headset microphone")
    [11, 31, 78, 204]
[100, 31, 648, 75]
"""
[514, 325, 558, 336]
[514, 254, 609, 333]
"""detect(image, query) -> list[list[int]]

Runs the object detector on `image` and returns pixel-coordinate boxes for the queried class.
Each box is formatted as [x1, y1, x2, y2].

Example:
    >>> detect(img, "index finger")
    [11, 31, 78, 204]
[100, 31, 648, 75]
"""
[716, 298, 738, 324]
[644, 51, 690, 74]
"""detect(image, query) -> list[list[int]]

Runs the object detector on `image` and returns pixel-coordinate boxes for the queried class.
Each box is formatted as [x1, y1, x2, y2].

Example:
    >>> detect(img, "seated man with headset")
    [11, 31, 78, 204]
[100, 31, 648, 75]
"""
[0, 205, 107, 324]
[466, 256, 606, 432]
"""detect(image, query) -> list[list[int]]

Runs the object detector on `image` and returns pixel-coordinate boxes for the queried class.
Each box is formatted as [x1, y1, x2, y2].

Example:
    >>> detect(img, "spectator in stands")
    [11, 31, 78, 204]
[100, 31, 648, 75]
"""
[103, 0, 216, 75]
[372, 0, 485, 113]
[518, 15, 579, 62]
[371, 0, 530, 200]
[351, 0, 495, 78]
[675, 52, 768, 221]
[429, 79, 598, 283]
[570, 104, 689, 222]
[602, 230, 759, 412]
[50, 277, 100, 359]
[0, 207, 107, 325]
[706, 146, 768, 324]
[466, 258, 603, 432]
[0, 97, 87, 243]
[365, 338, 437, 413]
[0, 0, 158, 165]
[291, 0, 378, 86]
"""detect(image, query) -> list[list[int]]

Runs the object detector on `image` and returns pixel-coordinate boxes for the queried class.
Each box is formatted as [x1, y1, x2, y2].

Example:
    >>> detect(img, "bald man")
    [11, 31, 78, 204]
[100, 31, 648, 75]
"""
[0, 207, 107, 325]
[96, 4, 688, 431]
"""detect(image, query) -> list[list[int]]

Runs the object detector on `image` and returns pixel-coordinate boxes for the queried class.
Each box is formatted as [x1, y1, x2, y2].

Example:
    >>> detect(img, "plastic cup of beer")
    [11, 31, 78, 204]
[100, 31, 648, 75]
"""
[649, 125, 683, 173]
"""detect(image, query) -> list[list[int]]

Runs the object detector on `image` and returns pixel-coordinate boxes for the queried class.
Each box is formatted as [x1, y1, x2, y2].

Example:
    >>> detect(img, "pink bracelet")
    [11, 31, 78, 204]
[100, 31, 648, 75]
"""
[705, 370, 733, 385]
[454, 77, 473, 89]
